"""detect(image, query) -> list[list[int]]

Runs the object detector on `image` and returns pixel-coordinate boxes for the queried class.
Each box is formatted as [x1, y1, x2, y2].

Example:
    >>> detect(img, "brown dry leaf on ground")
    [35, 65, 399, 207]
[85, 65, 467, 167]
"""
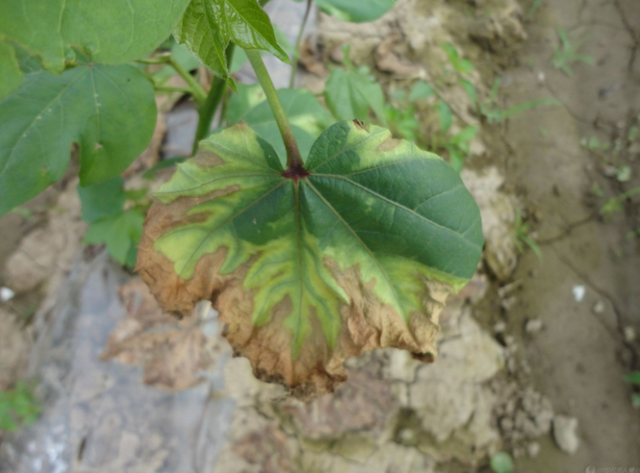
[101, 278, 218, 391]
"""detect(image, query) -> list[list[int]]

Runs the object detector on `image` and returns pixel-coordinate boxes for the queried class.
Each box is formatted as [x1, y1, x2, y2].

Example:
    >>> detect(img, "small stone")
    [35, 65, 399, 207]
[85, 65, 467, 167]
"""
[494, 321, 507, 333]
[525, 319, 543, 334]
[592, 300, 605, 314]
[0, 287, 15, 302]
[527, 441, 540, 458]
[501, 296, 517, 311]
[624, 326, 636, 343]
[553, 416, 580, 454]
[537, 71, 546, 84]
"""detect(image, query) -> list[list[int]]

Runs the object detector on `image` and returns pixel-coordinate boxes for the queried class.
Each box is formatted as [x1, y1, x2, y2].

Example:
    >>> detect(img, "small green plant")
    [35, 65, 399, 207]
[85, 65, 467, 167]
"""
[512, 210, 543, 260]
[481, 78, 560, 124]
[490, 452, 515, 473]
[552, 28, 594, 76]
[624, 372, 640, 408]
[0, 382, 41, 432]
[600, 186, 640, 219]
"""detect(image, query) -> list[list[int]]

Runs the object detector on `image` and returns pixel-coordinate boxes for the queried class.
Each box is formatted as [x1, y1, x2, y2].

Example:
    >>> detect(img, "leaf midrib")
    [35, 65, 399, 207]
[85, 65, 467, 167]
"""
[303, 178, 406, 318]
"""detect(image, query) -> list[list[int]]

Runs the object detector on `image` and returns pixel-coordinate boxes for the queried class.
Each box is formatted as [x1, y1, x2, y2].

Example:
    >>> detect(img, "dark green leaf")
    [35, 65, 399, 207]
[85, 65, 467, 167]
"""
[625, 372, 640, 386]
[0, 0, 191, 73]
[0, 65, 156, 217]
[78, 177, 126, 223]
[314, 0, 397, 22]
[138, 120, 483, 397]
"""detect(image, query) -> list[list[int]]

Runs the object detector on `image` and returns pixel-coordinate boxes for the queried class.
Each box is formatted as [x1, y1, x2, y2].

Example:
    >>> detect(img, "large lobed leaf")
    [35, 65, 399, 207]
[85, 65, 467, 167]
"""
[174, 0, 288, 79]
[0, 0, 191, 74]
[0, 65, 156, 217]
[138, 120, 483, 399]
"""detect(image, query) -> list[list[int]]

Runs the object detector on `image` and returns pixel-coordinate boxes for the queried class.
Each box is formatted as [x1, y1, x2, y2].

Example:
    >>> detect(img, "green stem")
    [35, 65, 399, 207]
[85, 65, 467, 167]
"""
[154, 85, 196, 95]
[192, 44, 236, 155]
[168, 56, 207, 103]
[288, 0, 313, 89]
[246, 49, 302, 168]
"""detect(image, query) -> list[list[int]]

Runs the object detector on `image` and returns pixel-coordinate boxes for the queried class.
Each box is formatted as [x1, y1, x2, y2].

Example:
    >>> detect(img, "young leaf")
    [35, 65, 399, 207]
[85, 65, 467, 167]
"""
[85, 209, 145, 268]
[324, 68, 387, 126]
[174, 0, 232, 78]
[175, 0, 289, 78]
[138, 120, 483, 399]
[230, 88, 335, 162]
[0, 65, 156, 217]
[314, 0, 397, 22]
[0, 0, 191, 73]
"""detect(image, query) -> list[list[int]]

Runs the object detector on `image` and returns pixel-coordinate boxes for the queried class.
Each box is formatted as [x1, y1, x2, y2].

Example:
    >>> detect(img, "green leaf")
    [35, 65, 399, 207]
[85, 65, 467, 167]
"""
[0, 39, 22, 100]
[324, 67, 387, 126]
[85, 209, 145, 267]
[409, 81, 434, 101]
[0, 64, 156, 217]
[437, 100, 453, 133]
[0, 0, 191, 74]
[231, 88, 335, 162]
[314, 0, 397, 22]
[175, 0, 289, 78]
[78, 177, 126, 223]
[459, 77, 477, 104]
[0, 382, 41, 433]
[138, 120, 483, 397]
[625, 372, 640, 386]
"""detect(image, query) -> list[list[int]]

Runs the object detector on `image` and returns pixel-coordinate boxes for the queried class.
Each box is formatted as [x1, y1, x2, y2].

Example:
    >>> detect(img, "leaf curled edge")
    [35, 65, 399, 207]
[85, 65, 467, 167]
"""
[137, 121, 483, 399]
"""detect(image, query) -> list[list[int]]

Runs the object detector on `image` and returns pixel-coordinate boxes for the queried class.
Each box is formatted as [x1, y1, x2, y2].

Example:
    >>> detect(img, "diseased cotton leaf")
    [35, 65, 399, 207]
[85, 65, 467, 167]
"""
[138, 120, 483, 399]
[0, 0, 191, 73]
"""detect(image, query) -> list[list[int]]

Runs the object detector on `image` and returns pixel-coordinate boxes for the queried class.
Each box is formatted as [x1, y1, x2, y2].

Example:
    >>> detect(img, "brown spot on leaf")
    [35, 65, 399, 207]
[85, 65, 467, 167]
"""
[376, 136, 402, 152]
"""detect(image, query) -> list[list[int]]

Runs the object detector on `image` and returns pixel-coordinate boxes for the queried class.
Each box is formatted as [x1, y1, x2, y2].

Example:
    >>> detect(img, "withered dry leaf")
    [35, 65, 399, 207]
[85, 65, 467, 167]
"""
[101, 278, 218, 391]
[137, 121, 483, 399]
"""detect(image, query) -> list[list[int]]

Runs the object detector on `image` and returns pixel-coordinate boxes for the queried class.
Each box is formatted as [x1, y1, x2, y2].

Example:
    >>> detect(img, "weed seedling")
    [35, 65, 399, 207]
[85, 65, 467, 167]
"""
[512, 210, 543, 260]
[0, 382, 41, 432]
[552, 28, 595, 76]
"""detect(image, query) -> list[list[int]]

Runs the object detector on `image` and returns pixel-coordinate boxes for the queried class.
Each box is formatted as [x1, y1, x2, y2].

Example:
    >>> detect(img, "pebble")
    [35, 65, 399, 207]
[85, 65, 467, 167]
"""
[525, 319, 543, 334]
[0, 287, 15, 302]
[592, 300, 605, 314]
[527, 441, 541, 458]
[494, 321, 507, 333]
[624, 326, 637, 343]
[553, 415, 580, 454]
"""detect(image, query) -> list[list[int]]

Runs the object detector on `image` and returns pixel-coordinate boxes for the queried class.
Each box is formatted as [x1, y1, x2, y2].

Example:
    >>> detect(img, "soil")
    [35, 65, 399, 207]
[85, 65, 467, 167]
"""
[1, 0, 639, 470]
